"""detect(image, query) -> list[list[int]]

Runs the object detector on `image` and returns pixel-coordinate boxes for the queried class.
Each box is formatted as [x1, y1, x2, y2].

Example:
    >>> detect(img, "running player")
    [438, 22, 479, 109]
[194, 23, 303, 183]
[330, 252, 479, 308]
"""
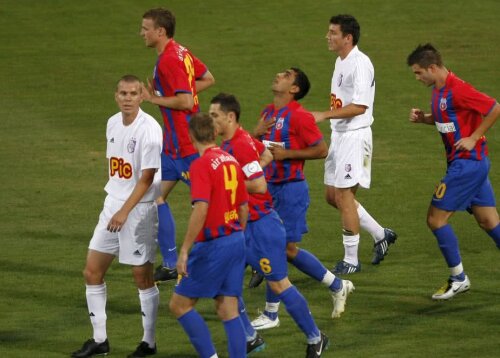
[211, 93, 331, 357]
[407, 43, 500, 299]
[250, 68, 354, 332]
[140, 8, 215, 282]
[312, 14, 398, 274]
[169, 112, 249, 357]
[72, 75, 162, 358]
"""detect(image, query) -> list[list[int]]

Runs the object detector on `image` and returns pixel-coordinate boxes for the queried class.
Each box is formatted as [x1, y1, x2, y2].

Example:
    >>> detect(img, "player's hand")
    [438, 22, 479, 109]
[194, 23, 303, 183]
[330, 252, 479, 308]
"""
[409, 108, 425, 123]
[454, 137, 476, 151]
[254, 115, 275, 137]
[269, 143, 287, 160]
[140, 78, 156, 102]
[176, 251, 189, 277]
[107, 210, 128, 232]
[311, 111, 328, 123]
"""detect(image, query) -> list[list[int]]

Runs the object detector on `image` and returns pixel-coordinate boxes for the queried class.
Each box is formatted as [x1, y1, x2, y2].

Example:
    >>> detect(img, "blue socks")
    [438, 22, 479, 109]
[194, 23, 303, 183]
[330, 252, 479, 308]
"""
[238, 297, 257, 340]
[487, 223, 500, 248]
[157, 202, 177, 268]
[290, 249, 328, 282]
[278, 286, 320, 343]
[223, 317, 246, 358]
[433, 224, 462, 268]
[177, 310, 216, 358]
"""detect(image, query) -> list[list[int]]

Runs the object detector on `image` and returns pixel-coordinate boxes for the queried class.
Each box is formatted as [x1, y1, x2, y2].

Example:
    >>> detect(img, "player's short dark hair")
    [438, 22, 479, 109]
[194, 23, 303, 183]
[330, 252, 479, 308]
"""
[189, 112, 216, 144]
[291, 67, 310, 101]
[210, 93, 241, 122]
[143, 8, 176, 38]
[116, 74, 141, 91]
[330, 14, 360, 46]
[407, 43, 443, 68]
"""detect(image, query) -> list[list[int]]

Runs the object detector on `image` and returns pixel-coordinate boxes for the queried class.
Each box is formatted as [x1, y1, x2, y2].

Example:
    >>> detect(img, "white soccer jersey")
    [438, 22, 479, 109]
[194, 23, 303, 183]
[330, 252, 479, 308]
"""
[330, 46, 375, 132]
[104, 109, 162, 202]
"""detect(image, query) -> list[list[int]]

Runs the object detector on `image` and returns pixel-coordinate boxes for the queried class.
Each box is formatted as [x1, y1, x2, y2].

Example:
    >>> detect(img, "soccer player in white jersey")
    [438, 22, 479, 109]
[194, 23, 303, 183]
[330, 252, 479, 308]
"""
[72, 75, 163, 358]
[312, 15, 397, 275]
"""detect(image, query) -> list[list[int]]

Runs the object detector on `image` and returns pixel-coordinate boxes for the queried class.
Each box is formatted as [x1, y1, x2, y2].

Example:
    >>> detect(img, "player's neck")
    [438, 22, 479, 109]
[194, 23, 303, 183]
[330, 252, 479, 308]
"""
[434, 68, 449, 90]
[157, 37, 172, 55]
[197, 143, 217, 155]
[121, 110, 139, 126]
[337, 44, 354, 60]
[273, 92, 293, 110]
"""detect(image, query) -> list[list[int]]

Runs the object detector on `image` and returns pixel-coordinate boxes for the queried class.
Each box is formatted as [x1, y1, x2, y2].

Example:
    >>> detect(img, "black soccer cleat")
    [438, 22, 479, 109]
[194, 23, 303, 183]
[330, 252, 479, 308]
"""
[71, 338, 109, 358]
[246, 333, 266, 355]
[371, 228, 398, 265]
[154, 265, 178, 283]
[127, 341, 157, 357]
[306, 332, 329, 358]
[248, 270, 265, 289]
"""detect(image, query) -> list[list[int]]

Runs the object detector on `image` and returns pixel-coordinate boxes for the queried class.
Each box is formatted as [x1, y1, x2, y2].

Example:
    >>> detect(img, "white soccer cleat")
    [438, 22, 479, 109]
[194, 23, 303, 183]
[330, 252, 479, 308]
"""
[251, 313, 280, 330]
[331, 280, 355, 318]
[432, 275, 470, 300]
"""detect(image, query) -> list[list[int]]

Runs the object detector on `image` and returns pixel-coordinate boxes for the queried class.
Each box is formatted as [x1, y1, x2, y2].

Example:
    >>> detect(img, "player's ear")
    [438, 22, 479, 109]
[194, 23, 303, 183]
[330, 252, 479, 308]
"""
[290, 84, 299, 96]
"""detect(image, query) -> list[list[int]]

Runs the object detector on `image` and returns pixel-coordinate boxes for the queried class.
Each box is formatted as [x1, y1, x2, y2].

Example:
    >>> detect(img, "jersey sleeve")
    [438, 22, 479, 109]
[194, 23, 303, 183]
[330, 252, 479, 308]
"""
[190, 159, 211, 204]
[192, 53, 208, 80]
[351, 58, 374, 108]
[293, 110, 324, 146]
[235, 165, 249, 207]
[232, 138, 264, 180]
[252, 137, 266, 155]
[140, 121, 162, 171]
[455, 82, 497, 116]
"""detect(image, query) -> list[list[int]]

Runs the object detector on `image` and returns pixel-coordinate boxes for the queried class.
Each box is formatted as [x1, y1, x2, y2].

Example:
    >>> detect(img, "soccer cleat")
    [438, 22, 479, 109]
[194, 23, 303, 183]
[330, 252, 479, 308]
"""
[246, 333, 266, 356]
[153, 265, 178, 283]
[71, 339, 110, 358]
[251, 313, 280, 330]
[306, 332, 329, 358]
[248, 270, 265, 288]
[127, 341, 157, 357]
[331, 280, 355, 318]
[372, 228, 398, 265]
[432, 275, 471, 300]
[332, 260, 361, 275]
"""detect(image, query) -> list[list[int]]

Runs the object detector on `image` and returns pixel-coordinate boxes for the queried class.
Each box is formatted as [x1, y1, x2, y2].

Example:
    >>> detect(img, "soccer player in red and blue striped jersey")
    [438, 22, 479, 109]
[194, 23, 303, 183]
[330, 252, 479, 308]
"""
[169, 113, 248, 358]
[140, 8, 215, 282]
[408, 43, 500, 300]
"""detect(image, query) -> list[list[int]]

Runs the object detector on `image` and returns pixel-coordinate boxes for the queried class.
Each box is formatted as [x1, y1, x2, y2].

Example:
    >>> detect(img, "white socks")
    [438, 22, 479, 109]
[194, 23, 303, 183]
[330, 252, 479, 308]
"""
[264, 302, 280, 313]
[139, 286, 160, 348]
[86, 283, 107, 343]
[357, 204, 385, 242]
[343, 234, 360, 266]
[321, 270, 336, 287]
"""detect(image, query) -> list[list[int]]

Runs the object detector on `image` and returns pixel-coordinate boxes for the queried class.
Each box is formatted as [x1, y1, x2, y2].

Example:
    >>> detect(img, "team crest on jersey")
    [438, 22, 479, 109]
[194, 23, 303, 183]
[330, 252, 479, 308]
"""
[127, 138, 137, 153]
[345, 164, 351, 172]
[337, 74, 343, 87]
[275, 117, 284, 130]
[439, 98, 447, 111]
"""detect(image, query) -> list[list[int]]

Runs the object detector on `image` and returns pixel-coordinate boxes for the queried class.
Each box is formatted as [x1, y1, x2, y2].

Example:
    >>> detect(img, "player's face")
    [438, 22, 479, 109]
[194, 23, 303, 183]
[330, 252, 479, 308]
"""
[326, 24, 350, 53]
[411, 64, 436, 87]
[115, 81, 142, 117]
[140, 18, 161, 47]
[209, 103, 229, 135]
[272, 69, 298, 94]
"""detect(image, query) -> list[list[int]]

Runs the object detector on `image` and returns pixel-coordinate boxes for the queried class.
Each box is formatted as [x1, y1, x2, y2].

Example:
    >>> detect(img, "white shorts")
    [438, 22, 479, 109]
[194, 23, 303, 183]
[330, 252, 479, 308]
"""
[324, 126, 372, 189]
[89, 195, 158, 265]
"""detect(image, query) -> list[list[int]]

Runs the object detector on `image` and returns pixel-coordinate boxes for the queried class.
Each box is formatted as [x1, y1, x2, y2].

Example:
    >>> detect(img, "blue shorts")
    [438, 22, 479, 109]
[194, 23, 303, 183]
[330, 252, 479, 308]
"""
[175, 232, 245, 299]
[431, 158, 496, 212]
[245, 210, 288, 282]
[161, 152, 199, 185]
[268, 181, 309, 242]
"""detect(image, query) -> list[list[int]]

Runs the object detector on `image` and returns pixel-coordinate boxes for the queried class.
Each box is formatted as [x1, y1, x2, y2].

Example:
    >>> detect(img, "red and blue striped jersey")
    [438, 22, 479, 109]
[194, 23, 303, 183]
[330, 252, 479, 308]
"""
[431, 72, 496, 162]
[260, 101, 324, 183]
[189, 147, 248, 242]
[221, 127, 273, 222]
[153, 39, 208, 159]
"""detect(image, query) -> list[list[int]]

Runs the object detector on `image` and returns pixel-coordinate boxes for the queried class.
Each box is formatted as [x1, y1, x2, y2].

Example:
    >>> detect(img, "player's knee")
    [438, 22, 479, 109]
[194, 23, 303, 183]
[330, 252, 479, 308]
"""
[477, 217, 499, 232]
[325, 192, 338, 208]
[426, 215, 446, 231]
[286, 244, 299, 259]
[83, 266, 104, 285]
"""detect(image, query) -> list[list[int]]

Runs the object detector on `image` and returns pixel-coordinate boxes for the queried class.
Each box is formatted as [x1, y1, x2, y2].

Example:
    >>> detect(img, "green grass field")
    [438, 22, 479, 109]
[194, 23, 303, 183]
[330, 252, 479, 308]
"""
[1, 0, 499, 357]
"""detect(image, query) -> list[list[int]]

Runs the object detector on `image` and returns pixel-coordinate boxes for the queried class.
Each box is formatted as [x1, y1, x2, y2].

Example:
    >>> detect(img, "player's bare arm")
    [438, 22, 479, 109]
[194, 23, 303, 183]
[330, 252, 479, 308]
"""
[259, 147, 273, 168]
[237, 203, 249, 230]
[455, 103, 500, 151]
[409, 108, 435, 125]
[253, 115, 276, 137]
[312, 103, 367, 123]
[141, 79, 194, 110]
[269, 140, 328, 161]
[177, 201, 209, 276]
[245, 176, 267, 195]
[195, 70, 215, 93]
[107, 168, 156, 233]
